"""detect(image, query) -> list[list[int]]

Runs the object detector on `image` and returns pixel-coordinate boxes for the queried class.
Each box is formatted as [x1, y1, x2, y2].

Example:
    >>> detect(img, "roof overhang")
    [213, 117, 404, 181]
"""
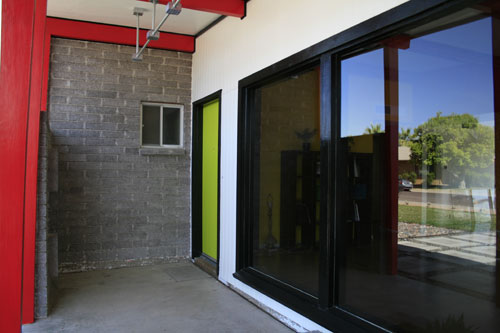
[137, 0, 247, 18]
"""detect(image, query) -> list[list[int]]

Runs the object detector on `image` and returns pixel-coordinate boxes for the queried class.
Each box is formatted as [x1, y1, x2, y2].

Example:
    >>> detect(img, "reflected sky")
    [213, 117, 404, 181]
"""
[341, 17, 494, 137]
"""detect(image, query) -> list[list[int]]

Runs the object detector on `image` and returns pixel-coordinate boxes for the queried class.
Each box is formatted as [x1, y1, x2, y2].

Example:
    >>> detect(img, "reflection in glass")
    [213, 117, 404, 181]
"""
[142, 105, 160, 145]
[162, 107, 181, 145]
[252, 66, 321, 296]
[339, 16, 498, 331]
[341, 49, 385, 137]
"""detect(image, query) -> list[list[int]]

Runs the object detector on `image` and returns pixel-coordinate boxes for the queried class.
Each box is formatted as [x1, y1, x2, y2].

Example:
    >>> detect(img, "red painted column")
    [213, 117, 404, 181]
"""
[22, 0, 48, 324]
[384, 46, 399, 275]
[382, 36, 409, 275]
[0, 0, 40, 331]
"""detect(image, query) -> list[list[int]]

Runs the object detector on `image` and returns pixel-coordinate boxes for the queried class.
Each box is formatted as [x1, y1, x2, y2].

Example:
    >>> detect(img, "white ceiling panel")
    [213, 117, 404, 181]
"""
[47, 0, 221, 35]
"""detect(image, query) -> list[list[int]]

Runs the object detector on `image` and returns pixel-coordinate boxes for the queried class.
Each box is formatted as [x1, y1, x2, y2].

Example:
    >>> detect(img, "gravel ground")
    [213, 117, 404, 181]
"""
[398, 222, 462, 240]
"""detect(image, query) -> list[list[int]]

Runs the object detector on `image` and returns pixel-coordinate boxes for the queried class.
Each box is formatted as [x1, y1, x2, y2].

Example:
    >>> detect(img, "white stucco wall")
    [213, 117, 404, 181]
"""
[192, 1, 407, 331]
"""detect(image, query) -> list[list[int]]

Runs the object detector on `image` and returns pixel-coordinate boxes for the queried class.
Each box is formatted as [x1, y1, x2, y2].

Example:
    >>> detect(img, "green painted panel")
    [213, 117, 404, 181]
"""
[202, 99, 219, 260]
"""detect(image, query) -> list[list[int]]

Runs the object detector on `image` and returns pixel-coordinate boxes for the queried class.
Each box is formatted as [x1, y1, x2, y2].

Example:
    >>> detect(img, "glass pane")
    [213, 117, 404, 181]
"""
[162, 107, 181, 146]
[338, 14, 499, 332]
[142, 105, 160, 145]
[252, 66, 321, 296]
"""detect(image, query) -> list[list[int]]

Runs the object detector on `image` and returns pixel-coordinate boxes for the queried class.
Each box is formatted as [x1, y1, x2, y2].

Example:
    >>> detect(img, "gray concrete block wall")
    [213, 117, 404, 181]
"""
[35, 112, 50, 318]
[36, 111, 59, 318]
[47, 38, 192, 272]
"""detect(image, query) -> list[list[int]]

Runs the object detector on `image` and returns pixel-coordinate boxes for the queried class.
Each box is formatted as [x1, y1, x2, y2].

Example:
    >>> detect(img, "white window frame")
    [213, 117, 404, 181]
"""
[140, 102, 184, 149]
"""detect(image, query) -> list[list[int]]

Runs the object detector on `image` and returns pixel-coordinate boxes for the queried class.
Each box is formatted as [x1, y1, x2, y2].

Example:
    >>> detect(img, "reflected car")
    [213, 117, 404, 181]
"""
[398, 178, 413, 191]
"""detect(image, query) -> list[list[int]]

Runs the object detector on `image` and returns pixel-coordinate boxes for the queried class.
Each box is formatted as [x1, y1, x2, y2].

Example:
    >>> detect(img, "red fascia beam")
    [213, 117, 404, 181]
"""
[138, 0, 246, 18]
[41, 18, 195, 110]
[45, 17, 194, 52]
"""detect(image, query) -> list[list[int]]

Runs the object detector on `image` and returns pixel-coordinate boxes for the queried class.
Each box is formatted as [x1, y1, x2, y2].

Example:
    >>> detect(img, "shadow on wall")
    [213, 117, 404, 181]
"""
[35, 111, 59, 318]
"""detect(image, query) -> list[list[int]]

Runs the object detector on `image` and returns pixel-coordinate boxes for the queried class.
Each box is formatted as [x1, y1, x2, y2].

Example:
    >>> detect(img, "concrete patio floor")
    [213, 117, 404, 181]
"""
[22, 262, 294, 333]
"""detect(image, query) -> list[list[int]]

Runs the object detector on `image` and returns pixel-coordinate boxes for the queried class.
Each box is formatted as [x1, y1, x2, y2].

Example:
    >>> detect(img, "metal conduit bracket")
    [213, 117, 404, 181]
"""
[165, 0, 182, 15]
[133, 7, 147, 16]
[132, 0, 182, 61]
[147, 0, 160, 41]
[132, 7, 147, 62]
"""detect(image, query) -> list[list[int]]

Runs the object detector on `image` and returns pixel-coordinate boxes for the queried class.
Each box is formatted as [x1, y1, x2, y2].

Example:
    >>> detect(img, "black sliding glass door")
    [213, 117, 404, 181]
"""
[236, 1, 500, 331]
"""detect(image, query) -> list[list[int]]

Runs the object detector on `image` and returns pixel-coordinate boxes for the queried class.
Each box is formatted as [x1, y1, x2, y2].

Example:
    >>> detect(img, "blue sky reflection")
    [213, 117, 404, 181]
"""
[341, 17, 494, 137]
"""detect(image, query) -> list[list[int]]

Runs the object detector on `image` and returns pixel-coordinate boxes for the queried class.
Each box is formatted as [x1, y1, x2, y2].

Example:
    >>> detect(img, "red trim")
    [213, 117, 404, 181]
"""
[41, 18, 195, 111]
[0, 0, 41, 331]
[41, 30, 51, 112]
[46, 18, 194, 52]
[22, 0, 48, 324]
[138, 0, 246, 18]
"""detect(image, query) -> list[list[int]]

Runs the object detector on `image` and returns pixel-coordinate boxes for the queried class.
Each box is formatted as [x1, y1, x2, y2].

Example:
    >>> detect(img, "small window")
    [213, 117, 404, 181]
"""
[141, 103, 183, 148]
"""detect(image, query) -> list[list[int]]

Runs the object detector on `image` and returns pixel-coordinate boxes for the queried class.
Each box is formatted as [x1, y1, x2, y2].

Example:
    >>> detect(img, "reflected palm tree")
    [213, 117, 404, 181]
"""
[399, 127, 411, 142]
[364, 123, 383, 134]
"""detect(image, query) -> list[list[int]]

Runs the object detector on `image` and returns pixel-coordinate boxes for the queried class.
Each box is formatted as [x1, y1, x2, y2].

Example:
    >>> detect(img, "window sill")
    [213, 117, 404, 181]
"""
[139, 147, 186, 156]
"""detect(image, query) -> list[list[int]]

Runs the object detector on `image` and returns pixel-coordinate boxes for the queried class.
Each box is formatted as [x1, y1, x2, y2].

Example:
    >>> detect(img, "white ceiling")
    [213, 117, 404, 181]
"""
[47, 0, 221, 36]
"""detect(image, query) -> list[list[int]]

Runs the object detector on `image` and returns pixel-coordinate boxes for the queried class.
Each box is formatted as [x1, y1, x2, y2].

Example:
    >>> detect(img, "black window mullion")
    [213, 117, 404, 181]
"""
[159, 106, 164, 146]
[239, 86, 257, 269]
[249, 89, 262, 266]
[331, 53, 343, 307]
[248, 87, 260, 268]
[319, 53, 333, 309]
